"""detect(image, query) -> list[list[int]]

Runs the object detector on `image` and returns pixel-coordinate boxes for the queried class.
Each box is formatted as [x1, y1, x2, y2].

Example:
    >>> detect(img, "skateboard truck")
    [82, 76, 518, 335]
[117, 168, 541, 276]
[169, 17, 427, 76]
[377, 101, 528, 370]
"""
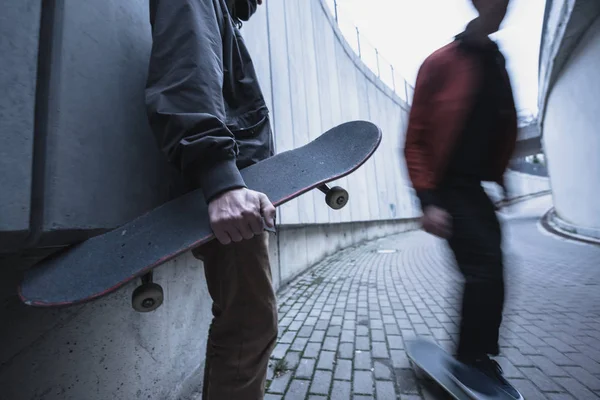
[132, 271, 164, 312]
[318, 184, 349, 210]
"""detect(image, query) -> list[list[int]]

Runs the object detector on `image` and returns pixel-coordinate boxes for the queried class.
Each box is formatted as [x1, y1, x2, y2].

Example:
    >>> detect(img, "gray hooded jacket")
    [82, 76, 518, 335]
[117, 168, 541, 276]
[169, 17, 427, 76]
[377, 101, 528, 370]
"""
[145, 0, 273, 202]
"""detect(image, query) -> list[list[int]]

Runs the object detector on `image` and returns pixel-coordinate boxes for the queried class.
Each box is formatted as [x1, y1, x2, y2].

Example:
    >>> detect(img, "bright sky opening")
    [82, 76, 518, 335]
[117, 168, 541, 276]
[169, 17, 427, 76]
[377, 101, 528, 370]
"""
[333, 0, 546, 116]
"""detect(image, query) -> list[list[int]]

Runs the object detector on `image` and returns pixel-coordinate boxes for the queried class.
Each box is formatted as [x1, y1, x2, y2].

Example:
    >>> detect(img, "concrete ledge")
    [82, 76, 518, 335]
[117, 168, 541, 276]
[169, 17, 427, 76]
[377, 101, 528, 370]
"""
[483, 169, 551, 205]
[273, 218, 420, 292]
[499, 190, 552, 207]
[542, 208, 600, 245]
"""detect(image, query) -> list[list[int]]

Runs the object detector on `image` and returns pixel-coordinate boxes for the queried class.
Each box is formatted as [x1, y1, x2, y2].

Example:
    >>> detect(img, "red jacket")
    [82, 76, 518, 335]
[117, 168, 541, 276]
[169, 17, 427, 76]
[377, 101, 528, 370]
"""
[403, 37, 517, 208]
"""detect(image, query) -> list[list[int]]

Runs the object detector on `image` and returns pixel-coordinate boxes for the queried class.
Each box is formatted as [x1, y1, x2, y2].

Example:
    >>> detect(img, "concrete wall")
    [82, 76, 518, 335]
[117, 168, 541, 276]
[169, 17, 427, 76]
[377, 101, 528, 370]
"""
[0, 0, 41, 251]
[541, 14, 600, 233]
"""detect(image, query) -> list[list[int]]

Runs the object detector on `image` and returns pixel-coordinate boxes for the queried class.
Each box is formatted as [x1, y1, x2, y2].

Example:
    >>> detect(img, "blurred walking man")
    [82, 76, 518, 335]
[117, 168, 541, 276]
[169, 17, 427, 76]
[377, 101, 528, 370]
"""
[145, 1, 277, 399]
[403, 0, 522, 398]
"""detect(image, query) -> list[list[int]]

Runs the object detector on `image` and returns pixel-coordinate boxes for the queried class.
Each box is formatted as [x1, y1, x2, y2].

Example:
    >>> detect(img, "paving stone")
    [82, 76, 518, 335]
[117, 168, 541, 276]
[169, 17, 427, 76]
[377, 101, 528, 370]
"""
[340, 330, 354, 343]
[309, 330, 325, 343]
[519, 367, 562, 392]
[279, 331, 297, 344]
[284, 379, 309, 400]
[329, 380, 351, 400]
[546, 394, 575, 400]
[316, 350, 335, 370]
[303, 343, 321, 358]
[373, 360, 393, 380]
[527, 355, 568, 377]
[371, 329, 385, 342]
[563, 366, 600, 391]
[554, 377, 599, 399]
[297, 325, 314, 338]
[338, 342, 354, 359]
[290, 337, 308, 352]
[371, 320, 384, 329]
[315, 320, 329, 330]
[495, 356, 524, 379]
[353, 370, 374, 395]
[354, 351, 372, 370]
[334, 358, 352, 381]
[375, 380, 397, 399]
[394, 368, 420, 394]
[295, 358, 316, 379]
[390, 350, 410, 369]
[272, 343, 290, 360]
[372, 341, 390, 359]
[265, 394, 283, 400]
[384, 324, 400, 335]
[355, 336, 370, 351]
[322, 336, 339, 352]
[356, 325, 369, 336]
[309, 370, 332, 395]
[284, 351, 302, 369]
[268, 371, 292, 394]
[387, 335, 404, 350]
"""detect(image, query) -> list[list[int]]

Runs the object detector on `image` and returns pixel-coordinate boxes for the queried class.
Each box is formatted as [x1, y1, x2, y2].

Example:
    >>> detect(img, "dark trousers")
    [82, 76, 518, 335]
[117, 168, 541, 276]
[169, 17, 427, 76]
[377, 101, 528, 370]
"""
[440, 178, 505, 360]
[193, 232, 278, 399]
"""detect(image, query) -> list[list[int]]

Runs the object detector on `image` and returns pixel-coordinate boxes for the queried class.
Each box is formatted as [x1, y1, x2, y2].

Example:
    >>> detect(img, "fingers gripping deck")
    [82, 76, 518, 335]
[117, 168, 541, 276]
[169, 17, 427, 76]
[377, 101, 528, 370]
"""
[19, 120, 382, 308]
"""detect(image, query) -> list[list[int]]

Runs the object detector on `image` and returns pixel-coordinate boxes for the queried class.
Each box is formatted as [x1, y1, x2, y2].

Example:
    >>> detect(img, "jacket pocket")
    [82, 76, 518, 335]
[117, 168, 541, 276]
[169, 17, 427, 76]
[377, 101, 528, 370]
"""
[229, 108, 274, 168]
[230, 109, 269, 139]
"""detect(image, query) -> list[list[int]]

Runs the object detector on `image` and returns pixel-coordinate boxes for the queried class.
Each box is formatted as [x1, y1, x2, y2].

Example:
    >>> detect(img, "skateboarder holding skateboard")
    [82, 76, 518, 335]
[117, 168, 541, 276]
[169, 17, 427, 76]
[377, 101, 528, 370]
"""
[145, 0, 277, 398]
[404, 0, 522, 398]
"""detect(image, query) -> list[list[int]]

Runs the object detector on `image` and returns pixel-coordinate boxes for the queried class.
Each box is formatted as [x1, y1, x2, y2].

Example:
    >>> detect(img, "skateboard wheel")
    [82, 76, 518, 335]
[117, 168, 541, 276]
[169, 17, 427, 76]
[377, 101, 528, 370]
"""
[325, 186, 349, 210]
[132, 282, 164, 312]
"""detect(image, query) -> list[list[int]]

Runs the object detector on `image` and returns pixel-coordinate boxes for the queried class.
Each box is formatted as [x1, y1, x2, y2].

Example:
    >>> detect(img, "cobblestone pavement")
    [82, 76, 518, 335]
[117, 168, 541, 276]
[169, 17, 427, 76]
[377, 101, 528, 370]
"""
[266, 196, 600, 399]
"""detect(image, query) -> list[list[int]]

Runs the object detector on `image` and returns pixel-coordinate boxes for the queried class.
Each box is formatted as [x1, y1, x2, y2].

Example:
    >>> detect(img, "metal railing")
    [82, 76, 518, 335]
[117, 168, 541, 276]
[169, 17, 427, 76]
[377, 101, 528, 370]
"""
[324, 0, 414, 104]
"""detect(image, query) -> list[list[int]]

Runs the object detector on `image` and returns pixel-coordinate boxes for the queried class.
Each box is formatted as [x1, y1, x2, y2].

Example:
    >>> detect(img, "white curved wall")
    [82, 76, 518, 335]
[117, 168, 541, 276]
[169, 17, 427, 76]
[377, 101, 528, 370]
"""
[243, 0, 416, 226]
[542, 15, 600, 230]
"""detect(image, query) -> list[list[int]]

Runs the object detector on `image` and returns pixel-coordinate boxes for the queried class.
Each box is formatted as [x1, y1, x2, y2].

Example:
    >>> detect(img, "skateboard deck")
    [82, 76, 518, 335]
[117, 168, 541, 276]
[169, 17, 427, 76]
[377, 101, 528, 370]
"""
[406, 337, 517, 400]
[19, 120, 382, 311]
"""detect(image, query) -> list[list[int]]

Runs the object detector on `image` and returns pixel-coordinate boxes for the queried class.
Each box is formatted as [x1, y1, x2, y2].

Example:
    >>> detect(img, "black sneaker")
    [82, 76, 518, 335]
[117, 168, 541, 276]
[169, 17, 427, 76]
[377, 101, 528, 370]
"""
[450, 356, 523, 400]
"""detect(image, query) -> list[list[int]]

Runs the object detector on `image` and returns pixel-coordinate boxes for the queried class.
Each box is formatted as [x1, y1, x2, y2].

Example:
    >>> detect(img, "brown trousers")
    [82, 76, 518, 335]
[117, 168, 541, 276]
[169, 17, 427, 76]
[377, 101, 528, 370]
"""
[193, 232, 278, 400]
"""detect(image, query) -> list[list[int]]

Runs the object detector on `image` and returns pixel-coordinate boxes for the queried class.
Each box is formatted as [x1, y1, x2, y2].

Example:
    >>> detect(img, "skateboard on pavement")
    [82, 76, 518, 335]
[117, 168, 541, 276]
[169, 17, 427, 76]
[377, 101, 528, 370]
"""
[18, 120, 382, 312]
[406, 337, 520, 400]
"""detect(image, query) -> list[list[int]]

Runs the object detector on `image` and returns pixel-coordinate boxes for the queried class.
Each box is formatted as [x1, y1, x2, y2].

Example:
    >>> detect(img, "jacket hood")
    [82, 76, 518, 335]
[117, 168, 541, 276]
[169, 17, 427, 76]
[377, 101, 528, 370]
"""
[228, 0, 258, 22]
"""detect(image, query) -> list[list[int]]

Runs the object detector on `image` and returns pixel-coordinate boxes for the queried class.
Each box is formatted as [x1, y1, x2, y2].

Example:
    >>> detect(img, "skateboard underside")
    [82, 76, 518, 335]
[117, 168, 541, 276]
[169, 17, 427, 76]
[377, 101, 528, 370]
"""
[19, 120, 381, 309]
[407, 338, 473, 400]
[407, 338, 515, 400]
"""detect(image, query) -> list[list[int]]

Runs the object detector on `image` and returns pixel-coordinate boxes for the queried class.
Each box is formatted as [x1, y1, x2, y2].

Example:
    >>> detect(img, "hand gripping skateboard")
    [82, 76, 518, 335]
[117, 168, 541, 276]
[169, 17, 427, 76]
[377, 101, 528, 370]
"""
[18, 120, 382, 312]
[406, 337, 520, 400]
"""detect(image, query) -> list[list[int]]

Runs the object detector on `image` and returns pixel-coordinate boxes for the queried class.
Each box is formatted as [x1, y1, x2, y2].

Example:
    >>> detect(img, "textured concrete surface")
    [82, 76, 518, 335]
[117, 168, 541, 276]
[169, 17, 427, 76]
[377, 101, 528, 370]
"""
[538, 2, 600, 237]
[541, 14, 600, 234]
[0, 0, 40, 251]
[39, 0, 175, 244]
[267, 196, 600, 399]
[0, 251, 213, 400]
